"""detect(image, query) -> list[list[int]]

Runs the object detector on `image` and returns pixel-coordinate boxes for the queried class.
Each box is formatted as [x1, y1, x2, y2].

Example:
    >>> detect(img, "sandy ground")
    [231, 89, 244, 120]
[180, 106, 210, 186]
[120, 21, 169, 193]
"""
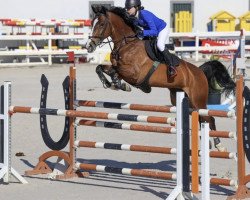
[0, 61, 249, 200]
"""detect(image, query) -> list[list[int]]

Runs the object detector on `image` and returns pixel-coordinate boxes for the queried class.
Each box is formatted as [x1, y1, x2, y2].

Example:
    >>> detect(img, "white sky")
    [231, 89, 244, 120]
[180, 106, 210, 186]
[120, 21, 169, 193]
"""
[0, 0, 94, 19]
[0, 0, 125, 19]
[0, 0, 249, 32]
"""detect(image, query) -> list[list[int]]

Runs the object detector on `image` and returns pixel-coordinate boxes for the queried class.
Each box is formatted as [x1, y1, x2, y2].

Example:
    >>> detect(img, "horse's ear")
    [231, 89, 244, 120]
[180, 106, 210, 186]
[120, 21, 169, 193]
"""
[100, 6, 108, 14]
[91, 5, 107, 15]
[91, 5, 100, 14]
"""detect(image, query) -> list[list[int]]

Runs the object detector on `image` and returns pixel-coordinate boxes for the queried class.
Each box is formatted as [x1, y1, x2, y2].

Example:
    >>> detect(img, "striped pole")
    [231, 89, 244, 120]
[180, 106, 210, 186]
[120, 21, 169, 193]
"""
[210, 177, 236, 186]
[207, 151, 236, 159]
[75, 140, 235, 159]
[75, 100, 176, 113]
[198, 109, 235, 118]
[77, 119, 235, 138]
[9, 107, 172, 124]
[209, 130, 236, 139]
[75, 163, 176, 180]
[75, 141, 176, 154]
[76, 119, 176, 134]
[75, 100, 235, 118]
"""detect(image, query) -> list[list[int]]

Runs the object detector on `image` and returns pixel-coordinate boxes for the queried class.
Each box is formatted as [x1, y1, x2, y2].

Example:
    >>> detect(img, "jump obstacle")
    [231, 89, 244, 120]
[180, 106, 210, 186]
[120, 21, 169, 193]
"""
[191, 76, 250, 200]
[0, 61, 194, 199]
[7, 74, 193, 199]
[1, 52, 250, 199]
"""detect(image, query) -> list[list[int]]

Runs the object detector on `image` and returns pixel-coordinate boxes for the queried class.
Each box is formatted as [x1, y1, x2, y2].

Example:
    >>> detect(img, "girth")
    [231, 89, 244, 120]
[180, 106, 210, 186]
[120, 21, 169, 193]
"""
[134, 61, 160, 93]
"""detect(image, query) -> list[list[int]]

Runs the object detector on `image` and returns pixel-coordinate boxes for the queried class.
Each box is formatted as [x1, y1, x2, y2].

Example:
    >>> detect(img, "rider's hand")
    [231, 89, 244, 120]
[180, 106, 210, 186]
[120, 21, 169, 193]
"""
[136, 29, 144, 40]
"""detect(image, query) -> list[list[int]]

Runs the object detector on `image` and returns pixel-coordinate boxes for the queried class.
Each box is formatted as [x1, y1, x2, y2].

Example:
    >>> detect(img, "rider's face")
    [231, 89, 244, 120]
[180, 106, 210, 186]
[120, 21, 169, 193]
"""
[127, 7, 136, 16]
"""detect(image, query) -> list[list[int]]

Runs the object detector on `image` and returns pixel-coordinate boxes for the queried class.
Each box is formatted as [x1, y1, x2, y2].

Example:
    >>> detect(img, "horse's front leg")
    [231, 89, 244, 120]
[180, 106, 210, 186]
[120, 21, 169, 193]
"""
[96, 64, 112, 88]
[96, 64, 131, 91]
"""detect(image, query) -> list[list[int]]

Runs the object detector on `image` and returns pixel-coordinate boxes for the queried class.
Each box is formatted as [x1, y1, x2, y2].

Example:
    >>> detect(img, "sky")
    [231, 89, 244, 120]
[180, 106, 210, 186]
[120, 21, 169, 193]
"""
[0, 0, 92, 19]
[0, 0, 249, 32]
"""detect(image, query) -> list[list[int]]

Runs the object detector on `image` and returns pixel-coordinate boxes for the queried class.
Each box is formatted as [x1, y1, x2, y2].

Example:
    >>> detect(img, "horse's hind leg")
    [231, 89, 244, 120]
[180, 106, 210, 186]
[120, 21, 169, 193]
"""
[185, 87, 226, 152]
[199, 115, 226, 152]
[172, 87, 225, 151]
[169, 88, 184, 106]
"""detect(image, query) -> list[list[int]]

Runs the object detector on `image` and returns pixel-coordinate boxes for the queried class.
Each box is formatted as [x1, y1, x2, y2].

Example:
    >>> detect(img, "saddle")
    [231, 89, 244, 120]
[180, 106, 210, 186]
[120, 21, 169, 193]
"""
[144, 38, 180, 66]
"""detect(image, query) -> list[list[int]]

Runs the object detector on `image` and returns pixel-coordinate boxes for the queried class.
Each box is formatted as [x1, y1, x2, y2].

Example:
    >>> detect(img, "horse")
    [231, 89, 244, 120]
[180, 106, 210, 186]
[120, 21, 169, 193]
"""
[86, 6, 236, 152]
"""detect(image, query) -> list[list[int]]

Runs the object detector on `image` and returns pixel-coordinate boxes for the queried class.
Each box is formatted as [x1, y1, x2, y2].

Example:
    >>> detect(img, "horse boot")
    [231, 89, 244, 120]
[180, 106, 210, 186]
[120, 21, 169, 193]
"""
[162, 49, 177, 78]
[214, 137, 227, 152]
[109, 68, 131, 92]
[96, 65, 112, 88]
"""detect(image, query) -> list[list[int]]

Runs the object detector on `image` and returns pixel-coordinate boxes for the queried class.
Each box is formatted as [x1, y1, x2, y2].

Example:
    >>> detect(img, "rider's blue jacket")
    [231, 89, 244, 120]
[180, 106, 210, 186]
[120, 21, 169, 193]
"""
[135, 9, 167, 37]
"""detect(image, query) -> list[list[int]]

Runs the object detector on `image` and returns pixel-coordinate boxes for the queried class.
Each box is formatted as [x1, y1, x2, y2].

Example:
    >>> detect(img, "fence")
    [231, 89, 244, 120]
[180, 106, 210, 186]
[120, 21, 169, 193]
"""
[0, 30, 250, 65]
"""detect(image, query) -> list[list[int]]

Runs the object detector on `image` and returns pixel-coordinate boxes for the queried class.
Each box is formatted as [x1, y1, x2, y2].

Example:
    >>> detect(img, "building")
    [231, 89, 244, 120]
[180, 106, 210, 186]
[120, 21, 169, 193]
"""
[0, 0, 249, 32]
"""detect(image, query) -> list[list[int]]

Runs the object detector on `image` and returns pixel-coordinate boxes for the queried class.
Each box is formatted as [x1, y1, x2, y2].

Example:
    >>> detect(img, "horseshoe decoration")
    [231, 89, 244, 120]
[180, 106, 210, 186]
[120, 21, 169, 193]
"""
[243, 86, 250, 163]
[40, 74, 70, 150]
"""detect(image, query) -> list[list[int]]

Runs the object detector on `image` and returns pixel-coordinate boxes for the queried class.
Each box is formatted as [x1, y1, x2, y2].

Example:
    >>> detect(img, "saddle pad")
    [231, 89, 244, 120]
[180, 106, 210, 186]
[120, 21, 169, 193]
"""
[144, 39, 180, 66]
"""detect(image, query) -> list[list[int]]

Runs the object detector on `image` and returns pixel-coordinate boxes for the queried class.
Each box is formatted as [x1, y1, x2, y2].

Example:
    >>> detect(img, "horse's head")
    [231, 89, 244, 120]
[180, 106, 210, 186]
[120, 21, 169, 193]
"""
[86, 6, 139, 53]
[86, 6, 112, 53]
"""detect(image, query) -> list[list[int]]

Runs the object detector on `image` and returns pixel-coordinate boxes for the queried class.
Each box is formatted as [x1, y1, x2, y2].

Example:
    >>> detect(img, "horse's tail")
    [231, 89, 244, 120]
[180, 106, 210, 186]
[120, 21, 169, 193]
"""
[199, 60, 236, 96]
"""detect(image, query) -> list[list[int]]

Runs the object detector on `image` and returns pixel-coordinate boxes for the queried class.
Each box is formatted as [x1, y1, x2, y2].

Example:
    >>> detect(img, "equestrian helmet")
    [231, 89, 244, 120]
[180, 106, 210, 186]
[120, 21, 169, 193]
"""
[125, 0, 141, 9]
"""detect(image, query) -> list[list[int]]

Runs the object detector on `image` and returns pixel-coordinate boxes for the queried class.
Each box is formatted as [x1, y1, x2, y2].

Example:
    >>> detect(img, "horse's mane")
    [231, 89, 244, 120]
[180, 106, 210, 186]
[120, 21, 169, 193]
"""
[108, 7, 139, 33]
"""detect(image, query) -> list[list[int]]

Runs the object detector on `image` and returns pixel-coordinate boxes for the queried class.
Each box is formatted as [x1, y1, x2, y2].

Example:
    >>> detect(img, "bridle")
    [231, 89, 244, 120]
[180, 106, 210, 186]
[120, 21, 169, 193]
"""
[88, 13, 137, 57]
[88, 15, 110, 50]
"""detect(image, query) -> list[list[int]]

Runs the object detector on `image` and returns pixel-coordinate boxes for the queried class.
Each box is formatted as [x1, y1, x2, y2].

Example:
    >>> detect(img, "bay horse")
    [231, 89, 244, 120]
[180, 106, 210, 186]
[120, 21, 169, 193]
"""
[86, 6, 236, 152]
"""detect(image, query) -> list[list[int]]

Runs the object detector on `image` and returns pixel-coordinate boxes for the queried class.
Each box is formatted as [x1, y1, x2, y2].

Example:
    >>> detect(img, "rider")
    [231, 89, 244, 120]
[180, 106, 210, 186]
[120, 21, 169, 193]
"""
[125, 0, 177, 78]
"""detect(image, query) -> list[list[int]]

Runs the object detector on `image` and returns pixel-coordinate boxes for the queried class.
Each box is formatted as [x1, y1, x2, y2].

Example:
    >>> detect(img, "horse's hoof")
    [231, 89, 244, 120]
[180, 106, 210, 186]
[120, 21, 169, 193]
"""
[209, 140, 212, 149]
[110, 84, 119, 91]
[121, 83, 131, 92]
[215, 143, 227, 152]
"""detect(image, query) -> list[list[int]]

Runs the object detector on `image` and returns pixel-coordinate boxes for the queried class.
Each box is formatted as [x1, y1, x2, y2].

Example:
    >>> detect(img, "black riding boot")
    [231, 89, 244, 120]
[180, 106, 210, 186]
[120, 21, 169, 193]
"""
[162, 49, 177, 78]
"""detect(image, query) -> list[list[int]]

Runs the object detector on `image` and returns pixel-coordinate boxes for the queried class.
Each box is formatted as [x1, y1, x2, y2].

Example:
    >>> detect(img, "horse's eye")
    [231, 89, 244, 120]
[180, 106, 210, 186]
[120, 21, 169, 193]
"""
[100, 23, 105, 27]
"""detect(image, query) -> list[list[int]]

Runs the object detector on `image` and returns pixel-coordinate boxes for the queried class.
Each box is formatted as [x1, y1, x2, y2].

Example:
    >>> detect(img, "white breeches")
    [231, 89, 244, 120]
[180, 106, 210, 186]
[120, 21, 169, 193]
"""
[157, 25, 169, 52]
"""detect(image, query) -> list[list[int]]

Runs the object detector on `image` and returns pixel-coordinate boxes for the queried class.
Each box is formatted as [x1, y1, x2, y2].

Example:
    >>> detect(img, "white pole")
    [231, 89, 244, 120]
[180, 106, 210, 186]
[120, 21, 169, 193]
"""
[176, 92, 184, 200]
[195, 33, 199, 62]
[240, 30, 245, 60]
[0, 82, 28, 184]
[26, 40, 30, 63]
[3, 81, 11, 182]
[201, 123, 210, 200]
[48, 32, 52, 66]
[166, 92, 185, 200]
